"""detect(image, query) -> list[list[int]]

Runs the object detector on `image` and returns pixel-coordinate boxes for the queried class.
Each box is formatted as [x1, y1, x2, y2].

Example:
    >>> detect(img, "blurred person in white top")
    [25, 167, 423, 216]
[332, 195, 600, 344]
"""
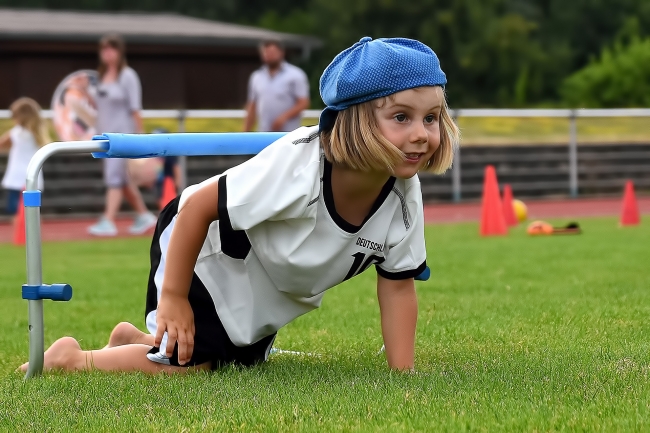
[0, 97, 48, 215]
[87, 34, 157, 237]
[244, 39, 310, 132]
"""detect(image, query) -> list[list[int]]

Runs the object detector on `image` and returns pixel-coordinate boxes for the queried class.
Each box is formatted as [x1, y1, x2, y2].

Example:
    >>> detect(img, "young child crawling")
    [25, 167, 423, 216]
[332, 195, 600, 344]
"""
[21, 37, 460, 374]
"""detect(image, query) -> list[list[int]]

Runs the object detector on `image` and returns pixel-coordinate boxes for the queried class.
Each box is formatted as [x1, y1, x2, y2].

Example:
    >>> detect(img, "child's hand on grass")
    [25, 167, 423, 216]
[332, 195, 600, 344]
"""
[154, 293, 195, 365]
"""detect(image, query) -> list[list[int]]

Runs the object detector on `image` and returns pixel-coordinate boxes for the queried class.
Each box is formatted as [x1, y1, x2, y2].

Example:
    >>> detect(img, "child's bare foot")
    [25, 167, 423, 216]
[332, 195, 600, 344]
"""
[105, 322, 154, 348]
[20, 337, 83, 372]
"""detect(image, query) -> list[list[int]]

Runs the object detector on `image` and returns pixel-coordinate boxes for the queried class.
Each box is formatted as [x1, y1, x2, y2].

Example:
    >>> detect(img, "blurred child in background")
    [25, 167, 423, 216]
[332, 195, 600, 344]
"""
[0, 97, 49, 215]
[151, 128, 181, 200]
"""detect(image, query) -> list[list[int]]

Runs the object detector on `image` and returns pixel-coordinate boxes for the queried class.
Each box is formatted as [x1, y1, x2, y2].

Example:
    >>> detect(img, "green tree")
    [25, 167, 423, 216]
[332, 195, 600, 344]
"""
[257, 0, 550, 107]
[561, 37, 650, 107]
[254, 0, 650, 107]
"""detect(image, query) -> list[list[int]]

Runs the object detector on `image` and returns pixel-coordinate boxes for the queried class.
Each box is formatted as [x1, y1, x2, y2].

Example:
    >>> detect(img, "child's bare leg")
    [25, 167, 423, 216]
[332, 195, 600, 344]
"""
[20, 337, 210, 374]
[106, 322, 155, 348]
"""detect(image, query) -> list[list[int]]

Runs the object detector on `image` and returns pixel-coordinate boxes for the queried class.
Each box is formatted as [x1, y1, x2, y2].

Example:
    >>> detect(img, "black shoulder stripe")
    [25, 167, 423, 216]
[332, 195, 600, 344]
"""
[218, 175, 251, 260]
[217, 175, 232, 231]
[391, 186, 410, 230]
[292, 131, 319, 145]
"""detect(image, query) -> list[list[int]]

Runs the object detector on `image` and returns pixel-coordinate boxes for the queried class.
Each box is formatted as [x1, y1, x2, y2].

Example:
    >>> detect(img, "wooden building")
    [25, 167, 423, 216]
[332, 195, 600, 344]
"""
[0, 9, 320, 109]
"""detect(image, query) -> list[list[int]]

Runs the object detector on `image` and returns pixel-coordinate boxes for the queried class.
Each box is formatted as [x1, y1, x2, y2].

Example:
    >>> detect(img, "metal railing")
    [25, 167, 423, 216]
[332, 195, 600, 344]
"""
[2, 108, 650, 200]
[449, 108, 650, 199]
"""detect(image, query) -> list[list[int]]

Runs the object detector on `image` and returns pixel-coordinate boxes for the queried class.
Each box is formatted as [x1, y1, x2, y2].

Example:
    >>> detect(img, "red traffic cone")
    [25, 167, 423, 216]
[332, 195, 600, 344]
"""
[13, 193, 25, 246]
[620, 180, 640, 226]
[159, 176, 177, 210]
[502, 184, 518, 227]
[480, 165, 508, 236]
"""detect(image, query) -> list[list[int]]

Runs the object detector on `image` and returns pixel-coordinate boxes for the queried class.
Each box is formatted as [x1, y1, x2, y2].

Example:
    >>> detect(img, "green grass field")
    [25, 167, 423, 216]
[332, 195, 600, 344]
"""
[0, 218, 649, 431]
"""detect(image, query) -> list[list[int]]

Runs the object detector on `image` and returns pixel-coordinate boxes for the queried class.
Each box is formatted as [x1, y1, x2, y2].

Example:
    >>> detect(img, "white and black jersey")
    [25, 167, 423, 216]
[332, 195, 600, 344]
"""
[146, 125, 427, 354]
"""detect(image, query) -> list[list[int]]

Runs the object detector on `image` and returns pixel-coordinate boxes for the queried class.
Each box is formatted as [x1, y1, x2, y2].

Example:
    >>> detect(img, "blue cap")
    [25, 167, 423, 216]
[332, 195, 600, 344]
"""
[319, 37, 446, 131]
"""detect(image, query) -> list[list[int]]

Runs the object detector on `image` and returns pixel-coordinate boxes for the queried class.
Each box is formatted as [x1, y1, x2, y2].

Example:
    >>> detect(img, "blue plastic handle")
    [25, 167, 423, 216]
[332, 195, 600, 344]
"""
[22, 284, 73, 301]
[415, 266, 430, 281]
[91, 132, 287, 159]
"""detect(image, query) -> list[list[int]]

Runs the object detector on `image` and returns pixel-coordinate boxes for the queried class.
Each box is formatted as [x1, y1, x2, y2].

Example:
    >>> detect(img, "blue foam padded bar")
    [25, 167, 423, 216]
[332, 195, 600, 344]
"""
[414, 266, 430, 281]
[91, 132, 287, 159]
[22, 284, 73, 301]
[22, 190, 41, 207]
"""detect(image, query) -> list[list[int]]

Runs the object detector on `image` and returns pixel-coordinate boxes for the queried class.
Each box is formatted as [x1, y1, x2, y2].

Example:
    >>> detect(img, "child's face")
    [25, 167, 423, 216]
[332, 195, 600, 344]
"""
[374, 86, 443, 179]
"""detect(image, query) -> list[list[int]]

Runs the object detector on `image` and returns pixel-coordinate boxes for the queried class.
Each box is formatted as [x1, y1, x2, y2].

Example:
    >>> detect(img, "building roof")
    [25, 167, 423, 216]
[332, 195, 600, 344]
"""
[0, 8, 321, 52]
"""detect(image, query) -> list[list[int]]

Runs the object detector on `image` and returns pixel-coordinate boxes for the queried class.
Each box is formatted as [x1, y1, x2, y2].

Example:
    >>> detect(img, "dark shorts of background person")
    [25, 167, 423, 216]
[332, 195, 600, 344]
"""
[145, 196, 276, 370]
[155, 156, 178, 198]
[4, 189, 21, 215]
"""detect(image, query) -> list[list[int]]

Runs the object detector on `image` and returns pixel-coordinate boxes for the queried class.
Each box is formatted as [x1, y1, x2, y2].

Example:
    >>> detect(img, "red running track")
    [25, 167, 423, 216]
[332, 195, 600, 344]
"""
[0, 196, 648, 244]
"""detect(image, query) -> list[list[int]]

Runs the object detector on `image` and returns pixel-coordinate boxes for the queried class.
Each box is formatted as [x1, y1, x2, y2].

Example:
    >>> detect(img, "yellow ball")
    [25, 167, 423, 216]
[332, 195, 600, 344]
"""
[512, 199, 528, 222]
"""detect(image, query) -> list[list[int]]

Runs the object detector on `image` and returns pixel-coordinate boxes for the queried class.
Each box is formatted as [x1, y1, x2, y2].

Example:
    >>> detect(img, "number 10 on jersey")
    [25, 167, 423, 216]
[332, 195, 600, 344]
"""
[343, 252, 385, 281]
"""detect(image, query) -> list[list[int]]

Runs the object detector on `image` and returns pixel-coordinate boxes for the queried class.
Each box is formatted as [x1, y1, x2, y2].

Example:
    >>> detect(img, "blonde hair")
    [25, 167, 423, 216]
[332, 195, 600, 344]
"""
[320, 88, 460, 174]
[10, 97, 50, 147]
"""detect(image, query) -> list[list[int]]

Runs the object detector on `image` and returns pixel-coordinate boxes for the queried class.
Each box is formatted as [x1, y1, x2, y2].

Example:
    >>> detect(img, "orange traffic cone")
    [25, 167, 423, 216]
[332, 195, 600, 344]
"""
[480, 165, 508, 236]
[620, 180, 640, 226]
[13, 193, 25, 246]
[159, 176, 177, 210]
[502, 184, 518, 227]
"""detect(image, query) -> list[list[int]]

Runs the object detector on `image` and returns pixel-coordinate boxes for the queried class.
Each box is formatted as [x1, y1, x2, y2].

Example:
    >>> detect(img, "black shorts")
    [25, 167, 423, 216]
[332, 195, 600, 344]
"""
[145, 196, 276, 370]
